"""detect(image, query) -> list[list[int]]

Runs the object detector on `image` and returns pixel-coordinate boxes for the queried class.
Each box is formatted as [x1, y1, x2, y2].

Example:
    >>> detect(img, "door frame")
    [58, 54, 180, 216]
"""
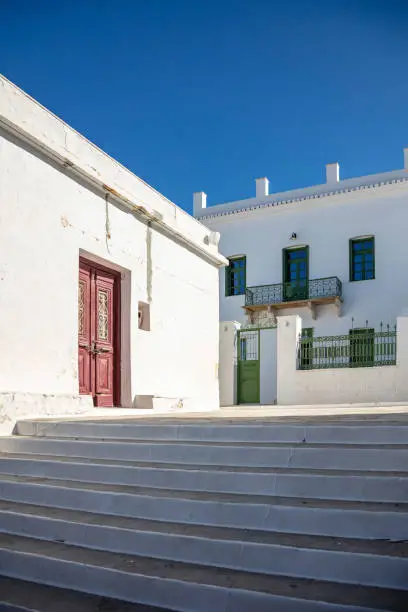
[282, 246, 309, 301]
[79, 256, 122, 407]
[237, 329, 260, 404]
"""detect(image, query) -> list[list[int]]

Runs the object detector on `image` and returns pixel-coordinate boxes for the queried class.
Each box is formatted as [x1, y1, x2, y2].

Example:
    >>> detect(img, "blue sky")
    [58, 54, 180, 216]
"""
[1, 0, 407, 214]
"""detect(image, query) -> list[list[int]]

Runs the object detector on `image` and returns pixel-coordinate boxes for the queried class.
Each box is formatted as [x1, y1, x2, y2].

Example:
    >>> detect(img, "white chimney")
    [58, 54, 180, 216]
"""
[404, 148, 408, 170]
[193, 192, 207, 216]
[326, 162, 340, 184]
[255, 177, 269, 199]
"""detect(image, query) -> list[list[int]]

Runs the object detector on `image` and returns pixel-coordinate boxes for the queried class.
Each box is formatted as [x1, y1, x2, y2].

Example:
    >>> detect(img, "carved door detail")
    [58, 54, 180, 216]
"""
[78, 259, 119, 406]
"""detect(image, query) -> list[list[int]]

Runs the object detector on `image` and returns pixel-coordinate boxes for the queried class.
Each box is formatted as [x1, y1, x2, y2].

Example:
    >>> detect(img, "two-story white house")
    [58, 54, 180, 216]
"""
[195, 153, 408, 405]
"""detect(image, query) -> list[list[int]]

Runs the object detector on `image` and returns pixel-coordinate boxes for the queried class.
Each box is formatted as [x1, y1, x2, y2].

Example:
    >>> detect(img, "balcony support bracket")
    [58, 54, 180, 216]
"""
[267, 305, 277, 325]
[307, 301, 317, 320]
[245, 309, 255, 325]
[335, 297, 342, 318]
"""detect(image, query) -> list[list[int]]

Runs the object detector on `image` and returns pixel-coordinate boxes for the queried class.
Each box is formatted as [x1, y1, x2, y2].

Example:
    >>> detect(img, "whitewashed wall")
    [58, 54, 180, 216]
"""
[260, 329, 277, 404]
[277, 314, 408, 405]
[0, 78, 224, 429]
[201, 177, 408, 335]
[200, 172, 408, 405]
[219, 322, 240, 406]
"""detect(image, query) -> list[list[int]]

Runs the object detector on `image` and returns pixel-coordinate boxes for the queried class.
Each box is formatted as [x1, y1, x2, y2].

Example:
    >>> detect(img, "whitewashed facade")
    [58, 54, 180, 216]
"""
[0, 76, 226, 433]
[196, 155, 408, 404]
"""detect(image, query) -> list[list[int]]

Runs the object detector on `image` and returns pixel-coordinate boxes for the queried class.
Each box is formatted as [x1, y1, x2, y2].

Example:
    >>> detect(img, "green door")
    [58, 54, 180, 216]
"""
[349, 328, 374, 367]
[299, 327, 314, 370]
[238, 331, 260, 404]
[283, 247, 309, 301]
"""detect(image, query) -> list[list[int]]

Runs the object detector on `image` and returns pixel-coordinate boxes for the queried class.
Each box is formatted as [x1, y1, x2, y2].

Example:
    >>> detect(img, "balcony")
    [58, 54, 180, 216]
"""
[244, 276, 342, 321]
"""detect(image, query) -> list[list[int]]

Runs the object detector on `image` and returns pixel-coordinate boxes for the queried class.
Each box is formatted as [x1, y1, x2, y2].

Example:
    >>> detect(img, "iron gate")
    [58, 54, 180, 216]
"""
[237, 329, 260, 404]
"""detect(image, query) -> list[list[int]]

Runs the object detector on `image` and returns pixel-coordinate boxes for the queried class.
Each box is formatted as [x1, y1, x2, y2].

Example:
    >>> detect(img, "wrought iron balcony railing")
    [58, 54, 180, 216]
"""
[245, 276, 342, 307]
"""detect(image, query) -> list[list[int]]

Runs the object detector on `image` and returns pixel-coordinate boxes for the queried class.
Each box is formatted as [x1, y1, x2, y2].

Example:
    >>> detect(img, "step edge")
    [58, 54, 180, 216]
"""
[0, 545, 397, 612]
[1, 511, 407, 591]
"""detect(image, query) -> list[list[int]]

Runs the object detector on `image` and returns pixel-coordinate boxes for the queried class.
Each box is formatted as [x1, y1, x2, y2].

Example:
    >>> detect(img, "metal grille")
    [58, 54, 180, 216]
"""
[238, 331, 259, 361]
[246, 276, 342, 306]
[298, 324, 396, 370]
[98, 290, 109, 340]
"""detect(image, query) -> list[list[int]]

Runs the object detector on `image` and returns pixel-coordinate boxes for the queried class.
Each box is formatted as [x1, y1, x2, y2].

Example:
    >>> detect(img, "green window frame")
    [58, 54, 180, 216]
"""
[349, 237, 375, 282]
[225, 256, 246, 296]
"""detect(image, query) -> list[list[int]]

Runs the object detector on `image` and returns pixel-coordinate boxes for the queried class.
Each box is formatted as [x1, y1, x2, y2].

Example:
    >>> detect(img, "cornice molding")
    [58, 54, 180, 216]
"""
[199, 176, 408, 221]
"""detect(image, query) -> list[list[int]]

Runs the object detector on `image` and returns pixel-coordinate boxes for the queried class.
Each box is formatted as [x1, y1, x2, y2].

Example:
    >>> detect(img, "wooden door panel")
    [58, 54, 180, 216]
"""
[78, 266, 92, 395]
[96, 353, 113, 392]
[94, 272, 115, 406]
[78, 260, 119, 407]
[78, 349, 91, 394]
[238, 331, 260, 404]
[238, 362, 260, 404]
[95, 278, 114, 347]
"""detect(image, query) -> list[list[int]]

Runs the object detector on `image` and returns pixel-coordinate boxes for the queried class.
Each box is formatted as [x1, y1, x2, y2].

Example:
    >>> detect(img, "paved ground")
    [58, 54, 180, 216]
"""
[21, 404, 408, 426]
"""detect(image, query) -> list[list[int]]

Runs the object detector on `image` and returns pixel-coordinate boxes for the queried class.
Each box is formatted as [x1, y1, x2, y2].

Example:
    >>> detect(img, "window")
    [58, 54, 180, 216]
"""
[225, 256, 246, 296]
[350, 237, 375, 281]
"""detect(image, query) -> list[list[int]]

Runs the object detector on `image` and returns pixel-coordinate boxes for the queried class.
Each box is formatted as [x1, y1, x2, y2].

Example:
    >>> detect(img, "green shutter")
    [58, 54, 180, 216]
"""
[305, 245, 309, 281]
[372, 236, 375, 279]
[225, 256, 246, 296]
[225, 263, 231, 296]
[349, 239, 353, 281]
[282, 249, 287, 283]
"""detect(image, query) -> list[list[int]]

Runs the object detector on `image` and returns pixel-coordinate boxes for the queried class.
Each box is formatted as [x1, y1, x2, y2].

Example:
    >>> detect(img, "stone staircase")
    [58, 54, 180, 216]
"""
[0, 414, 407, 611]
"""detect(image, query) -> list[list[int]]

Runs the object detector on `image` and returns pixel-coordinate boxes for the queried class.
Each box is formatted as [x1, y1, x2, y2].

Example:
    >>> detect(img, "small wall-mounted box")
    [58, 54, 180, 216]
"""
[138, 301, 150, 331]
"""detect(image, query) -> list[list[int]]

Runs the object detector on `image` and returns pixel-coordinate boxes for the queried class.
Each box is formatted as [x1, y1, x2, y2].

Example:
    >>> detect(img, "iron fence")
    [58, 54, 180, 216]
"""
[298, 324, 397, 370]
[246, 276, 342, 307]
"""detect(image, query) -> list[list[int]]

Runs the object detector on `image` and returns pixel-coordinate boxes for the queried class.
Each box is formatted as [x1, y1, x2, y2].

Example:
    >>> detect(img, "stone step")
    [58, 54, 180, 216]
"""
[0, 474, 407, 539]
[0, 533, 405, 611]
[0, 576, 170, 612]
[0, 500, 407, 589]
[0, 454, 407, 502]
[15, 419, 408, 445]
[1, 436, 408, 470]
[3, 450, 408, 476]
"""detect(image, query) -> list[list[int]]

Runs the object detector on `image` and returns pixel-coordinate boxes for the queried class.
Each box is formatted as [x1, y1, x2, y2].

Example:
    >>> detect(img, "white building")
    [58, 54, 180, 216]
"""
[0, 75, 226, 433]
[195, 155, 408, 405]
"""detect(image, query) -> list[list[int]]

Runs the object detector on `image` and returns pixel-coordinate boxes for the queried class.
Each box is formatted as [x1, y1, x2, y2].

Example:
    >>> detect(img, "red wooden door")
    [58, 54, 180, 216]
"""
[78, 260, 120, 407]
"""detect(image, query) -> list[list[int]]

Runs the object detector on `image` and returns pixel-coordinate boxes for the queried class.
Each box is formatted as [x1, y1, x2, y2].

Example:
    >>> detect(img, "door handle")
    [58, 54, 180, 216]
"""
[92, 346, 110, 354]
